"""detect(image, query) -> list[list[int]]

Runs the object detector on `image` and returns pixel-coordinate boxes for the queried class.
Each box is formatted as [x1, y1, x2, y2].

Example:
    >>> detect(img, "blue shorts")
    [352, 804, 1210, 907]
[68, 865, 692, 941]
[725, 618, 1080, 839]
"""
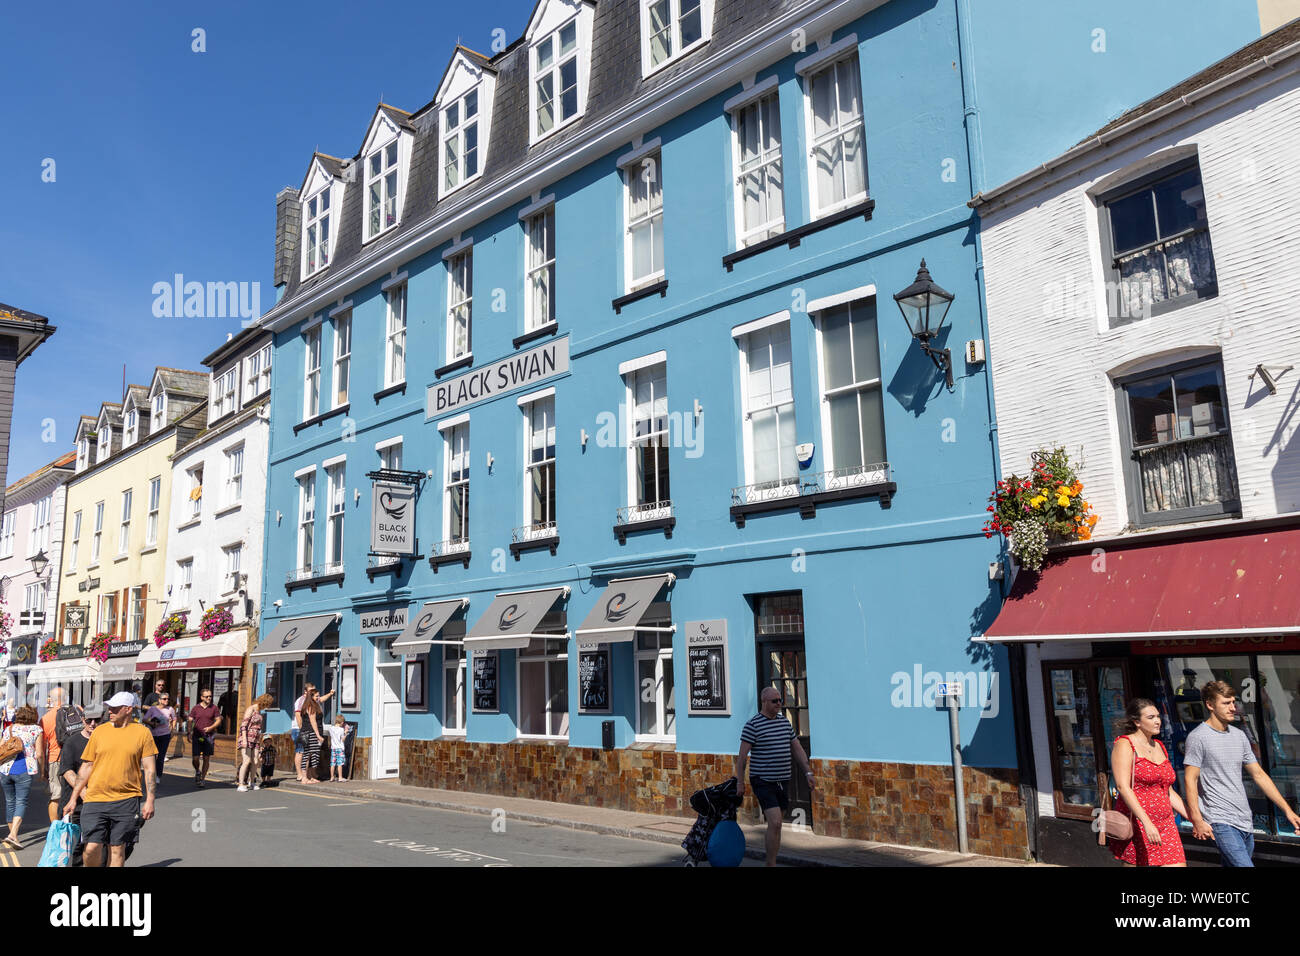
[291, 725, 303, 753]
[330, 749, 345, 768]
[749, 776, 789, 813]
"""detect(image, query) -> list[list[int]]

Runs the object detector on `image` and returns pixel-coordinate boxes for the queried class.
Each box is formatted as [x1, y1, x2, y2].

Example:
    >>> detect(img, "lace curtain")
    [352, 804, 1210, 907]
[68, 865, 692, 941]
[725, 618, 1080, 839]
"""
[1138, 434, 1238, 513]
[1118, 230, 1216, 317]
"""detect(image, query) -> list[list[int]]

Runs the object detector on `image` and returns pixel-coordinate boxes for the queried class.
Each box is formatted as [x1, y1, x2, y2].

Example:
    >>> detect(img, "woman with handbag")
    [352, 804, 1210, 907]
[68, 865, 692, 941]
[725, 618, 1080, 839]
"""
[297, 690, 325, 785]
[1108, 698, 1189, 866]
[0, 705, 44, 849]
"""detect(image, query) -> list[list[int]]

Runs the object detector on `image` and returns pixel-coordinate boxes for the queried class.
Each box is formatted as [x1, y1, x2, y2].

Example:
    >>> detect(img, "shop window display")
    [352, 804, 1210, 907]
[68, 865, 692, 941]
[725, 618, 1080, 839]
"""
[1042, 660, 1131, 819]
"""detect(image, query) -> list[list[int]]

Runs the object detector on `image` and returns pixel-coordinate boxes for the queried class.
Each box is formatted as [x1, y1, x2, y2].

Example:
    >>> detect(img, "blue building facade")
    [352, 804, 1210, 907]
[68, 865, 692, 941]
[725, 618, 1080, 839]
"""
[251, 0, 1270, 857]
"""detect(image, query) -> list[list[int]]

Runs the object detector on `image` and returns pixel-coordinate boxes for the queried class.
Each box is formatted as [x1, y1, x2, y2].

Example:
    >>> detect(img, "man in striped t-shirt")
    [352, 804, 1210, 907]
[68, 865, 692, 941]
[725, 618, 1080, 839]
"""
[736, 687, 814, 866]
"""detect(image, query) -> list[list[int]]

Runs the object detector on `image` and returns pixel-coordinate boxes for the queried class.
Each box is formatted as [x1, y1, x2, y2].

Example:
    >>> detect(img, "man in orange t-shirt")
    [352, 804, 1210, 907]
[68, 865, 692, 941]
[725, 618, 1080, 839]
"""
[64, 692, 157, 868]
[40, 689, 68, 823]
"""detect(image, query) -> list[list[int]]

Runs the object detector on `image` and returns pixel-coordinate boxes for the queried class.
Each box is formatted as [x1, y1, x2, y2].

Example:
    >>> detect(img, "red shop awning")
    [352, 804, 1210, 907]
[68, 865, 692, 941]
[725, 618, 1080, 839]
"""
[135, 631, 249, 673]
[976, 523, 1300, 644]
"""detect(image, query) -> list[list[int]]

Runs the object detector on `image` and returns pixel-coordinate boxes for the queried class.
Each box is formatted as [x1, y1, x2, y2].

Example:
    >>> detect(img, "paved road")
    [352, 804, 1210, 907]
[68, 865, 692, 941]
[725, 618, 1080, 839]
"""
[2, 770, 761, 867]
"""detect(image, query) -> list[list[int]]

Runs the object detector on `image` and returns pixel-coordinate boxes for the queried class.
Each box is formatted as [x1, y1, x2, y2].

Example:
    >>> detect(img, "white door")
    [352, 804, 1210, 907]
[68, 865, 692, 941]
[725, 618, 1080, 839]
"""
[373, 665, 402, 779]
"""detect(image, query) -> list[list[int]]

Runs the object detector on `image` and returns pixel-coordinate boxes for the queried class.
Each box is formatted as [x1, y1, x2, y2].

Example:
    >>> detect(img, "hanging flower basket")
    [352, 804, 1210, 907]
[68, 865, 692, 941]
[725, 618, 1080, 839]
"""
[0, 598, 12, 654]
[39, 637, 60, 662]
[88, 632, 114, 664]
[198, 606, 234, 641]
[983, 446, 1099, 572]
[153, 611, 188, 648]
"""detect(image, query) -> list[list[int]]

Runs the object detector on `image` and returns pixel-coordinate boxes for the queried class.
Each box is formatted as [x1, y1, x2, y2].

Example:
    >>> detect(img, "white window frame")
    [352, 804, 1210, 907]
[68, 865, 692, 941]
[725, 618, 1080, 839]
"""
[187, 465, 204, 521]
[333, 312, 351, 409]
[441, 88, 482, 195]
[99, 591, 118, 635]
[377, 437, 403, 471]
[223, 544, 243, 594]
[516, 638, 569, 738]
[365, 137, 401, 241]
[530, 15, 583, 142]
[625, 362, 670, 512]
[68, 511, 81, 570]
[76, 438, 89, 472]
[325, 461, 345, 573]
[146, 476, 161, 545]
[525, 208, 556, 332]
[634, 629, 675, 741]
[152, 392, 166, 431]
[91, 501, 104, 564]
[23, 581, 48, 633]
[640, 0, 711, 75]
[297, 472, 316, 573]
[218, 367, 237, 418]
[123, 408, 139, 447]
[813, 299, 887, 473]
[28, 495, 51, 557]
[443, 643, 467, 734]
[176, 559, 193, 613]
[303, 324, 322, 420]
[118, 489, 132, 555]
[225, 445, 245, 507]
[246, 344, 272, 400]
[303, 187, 332, 277]
[447, 252, 472, 362]
[96, 426, 111, 464]
[730, 88, 785, 247]
[521, 394, 557, 531]
[385, 285, 407, 387]
[0, 511, 15, 559]
[443, 422, 470, 546]
[623, 150, 664, 292]
[128, 586, 145, 641]
[803, 50, 868, 219]
[737, 318, 799, 488]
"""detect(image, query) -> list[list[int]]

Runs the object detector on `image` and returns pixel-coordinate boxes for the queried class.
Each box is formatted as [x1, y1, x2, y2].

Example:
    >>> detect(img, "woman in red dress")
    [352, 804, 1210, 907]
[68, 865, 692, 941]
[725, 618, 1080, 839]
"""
[1110, 698, 1189, 866]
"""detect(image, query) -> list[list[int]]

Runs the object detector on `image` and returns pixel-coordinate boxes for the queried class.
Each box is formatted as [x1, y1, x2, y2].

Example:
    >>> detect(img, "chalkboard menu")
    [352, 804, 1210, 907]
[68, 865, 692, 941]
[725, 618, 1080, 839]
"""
[471, 650, 499, 713]
[577, 644, 611, 714]
[685, 619, 730, 715]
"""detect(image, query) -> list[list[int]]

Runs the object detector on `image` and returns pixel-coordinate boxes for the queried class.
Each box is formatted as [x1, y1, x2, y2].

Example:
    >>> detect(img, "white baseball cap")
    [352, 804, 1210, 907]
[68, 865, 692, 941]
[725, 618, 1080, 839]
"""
[105, 691, 136, 709]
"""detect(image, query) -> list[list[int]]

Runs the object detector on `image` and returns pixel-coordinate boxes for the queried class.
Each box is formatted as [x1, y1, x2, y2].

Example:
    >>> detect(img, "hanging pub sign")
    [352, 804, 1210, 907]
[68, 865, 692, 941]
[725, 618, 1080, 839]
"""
[371, 481, 417, 555]
[471, 649, 499, 713]
[63, 605, 89, 630]
[577, 643, 612, 714]
[685, 619, 730, 715]
[9, 638, 36, 667]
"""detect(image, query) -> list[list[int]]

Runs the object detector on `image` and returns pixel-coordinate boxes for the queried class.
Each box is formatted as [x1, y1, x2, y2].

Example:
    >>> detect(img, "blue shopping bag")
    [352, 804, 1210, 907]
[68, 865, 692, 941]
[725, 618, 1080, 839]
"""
[706, 819, 746, 867]
[38, 818, 80, 868]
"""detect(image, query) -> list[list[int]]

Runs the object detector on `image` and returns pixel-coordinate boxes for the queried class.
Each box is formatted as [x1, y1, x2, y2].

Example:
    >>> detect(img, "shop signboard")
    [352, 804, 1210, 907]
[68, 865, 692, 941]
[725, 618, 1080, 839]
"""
[685, 619, 730, 715]
[62, 605, 89, 631]
[9, 638, 37, 668]
[471, 649, 499, 713]
[370, 482, 416, 555]
[108, 640, 147, 657]
[577, 643, 611, 714]
[359, 605, 408, 636]
[56, 644, 88, 661]
[427, 336, 569, 417]
[1130, 634, 1300, 655]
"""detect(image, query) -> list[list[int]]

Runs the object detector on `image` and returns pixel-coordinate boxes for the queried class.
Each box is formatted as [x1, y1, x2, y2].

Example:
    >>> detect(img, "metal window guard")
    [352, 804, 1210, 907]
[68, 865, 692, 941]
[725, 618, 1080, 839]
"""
[731, 462, 894, 525]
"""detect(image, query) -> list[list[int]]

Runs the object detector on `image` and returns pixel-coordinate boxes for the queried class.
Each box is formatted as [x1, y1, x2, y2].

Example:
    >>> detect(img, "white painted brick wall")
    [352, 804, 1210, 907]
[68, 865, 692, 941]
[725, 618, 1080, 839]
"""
[980, 67, 1300, 537]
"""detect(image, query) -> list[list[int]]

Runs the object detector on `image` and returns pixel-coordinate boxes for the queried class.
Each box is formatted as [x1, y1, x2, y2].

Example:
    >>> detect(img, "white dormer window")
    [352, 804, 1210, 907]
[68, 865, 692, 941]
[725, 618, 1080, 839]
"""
[246, 343, 272, 400]
[641, 0, 710, 74]
[210, 367, 237, 419]
[534, 19, 579, 139]
[76, 438, 89, 472]
[304, 189, 331, 276]
[366, 140, 400, 240]
[442, 90, 480, 193]
[96, 426, 111, 463]
[123, 409, 139, 447]
[152, 392, 166, 430]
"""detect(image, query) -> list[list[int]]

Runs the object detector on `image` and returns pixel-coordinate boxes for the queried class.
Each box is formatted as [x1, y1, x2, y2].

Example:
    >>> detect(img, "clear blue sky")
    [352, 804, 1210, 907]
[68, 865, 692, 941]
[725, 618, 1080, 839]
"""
[0, 0, 532, 484]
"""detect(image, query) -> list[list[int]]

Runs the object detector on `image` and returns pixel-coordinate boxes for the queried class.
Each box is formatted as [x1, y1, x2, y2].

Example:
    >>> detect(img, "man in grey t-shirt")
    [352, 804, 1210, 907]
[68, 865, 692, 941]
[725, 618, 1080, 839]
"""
[1184, 680, 1300, 867]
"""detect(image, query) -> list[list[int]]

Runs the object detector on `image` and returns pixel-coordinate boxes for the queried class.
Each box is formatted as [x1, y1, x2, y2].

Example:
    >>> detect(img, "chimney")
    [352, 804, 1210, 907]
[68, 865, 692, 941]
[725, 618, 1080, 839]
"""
[274, 186, 301, 295]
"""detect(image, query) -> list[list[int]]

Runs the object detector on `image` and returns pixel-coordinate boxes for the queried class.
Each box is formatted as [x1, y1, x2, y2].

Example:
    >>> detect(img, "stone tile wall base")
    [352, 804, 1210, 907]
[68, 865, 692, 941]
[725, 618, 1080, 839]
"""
[262, 732, 371, 782]
[397, 739, 1029, 860]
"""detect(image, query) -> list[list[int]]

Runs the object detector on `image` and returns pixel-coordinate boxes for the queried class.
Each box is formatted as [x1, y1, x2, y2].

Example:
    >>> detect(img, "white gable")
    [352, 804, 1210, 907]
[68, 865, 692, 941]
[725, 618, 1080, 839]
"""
[361, 110, 402, 160]
[300, 156, 340, 199]
[436, 50, 493, 107]
[526, 0, 591, 43]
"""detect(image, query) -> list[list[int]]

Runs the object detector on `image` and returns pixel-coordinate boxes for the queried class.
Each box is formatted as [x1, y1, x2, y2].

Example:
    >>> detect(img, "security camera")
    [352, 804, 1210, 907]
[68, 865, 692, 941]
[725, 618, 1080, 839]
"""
[273, 599, 283, 608]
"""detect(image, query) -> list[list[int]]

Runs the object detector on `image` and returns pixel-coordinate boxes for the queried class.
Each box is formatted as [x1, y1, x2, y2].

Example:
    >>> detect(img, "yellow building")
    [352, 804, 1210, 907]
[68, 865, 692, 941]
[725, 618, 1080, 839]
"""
[31, 369, 207, 704]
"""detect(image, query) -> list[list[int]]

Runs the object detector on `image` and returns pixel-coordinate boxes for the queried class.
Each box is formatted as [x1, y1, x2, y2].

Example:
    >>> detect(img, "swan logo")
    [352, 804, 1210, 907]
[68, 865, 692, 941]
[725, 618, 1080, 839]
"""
[280, 627, 300, 648]
[605, 593, 637, 623]
[414, 611, 437, 636]
[498, 604, 524, 630]
[379, 492, 407, 520]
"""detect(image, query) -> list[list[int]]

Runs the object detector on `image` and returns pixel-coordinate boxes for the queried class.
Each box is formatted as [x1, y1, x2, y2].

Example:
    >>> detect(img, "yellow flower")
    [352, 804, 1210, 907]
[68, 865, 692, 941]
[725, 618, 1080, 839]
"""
[1030, 495, 1046, 509]
[1056, 494, 1070, 507]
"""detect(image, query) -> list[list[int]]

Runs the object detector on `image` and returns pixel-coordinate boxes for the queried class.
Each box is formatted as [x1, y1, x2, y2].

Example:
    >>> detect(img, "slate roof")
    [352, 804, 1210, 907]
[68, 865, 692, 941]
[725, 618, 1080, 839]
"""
[276, 0, 805, 312]
[1081, 17, 1300, 143]
[154, 367, 209, 397]
[5, 451, 76, 498]
[0, 302, 50, 325]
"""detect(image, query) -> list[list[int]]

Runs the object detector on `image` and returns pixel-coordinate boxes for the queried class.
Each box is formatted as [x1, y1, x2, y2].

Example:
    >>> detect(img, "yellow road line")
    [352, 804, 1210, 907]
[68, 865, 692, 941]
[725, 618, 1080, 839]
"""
[274, 786, 377, 805]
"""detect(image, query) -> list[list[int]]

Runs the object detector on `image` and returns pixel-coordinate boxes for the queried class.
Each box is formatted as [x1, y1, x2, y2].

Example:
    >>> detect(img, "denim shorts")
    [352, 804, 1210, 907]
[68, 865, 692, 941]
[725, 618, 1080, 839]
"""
[1211, 823, 1255, 867]
[0, 772, 33, 823]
